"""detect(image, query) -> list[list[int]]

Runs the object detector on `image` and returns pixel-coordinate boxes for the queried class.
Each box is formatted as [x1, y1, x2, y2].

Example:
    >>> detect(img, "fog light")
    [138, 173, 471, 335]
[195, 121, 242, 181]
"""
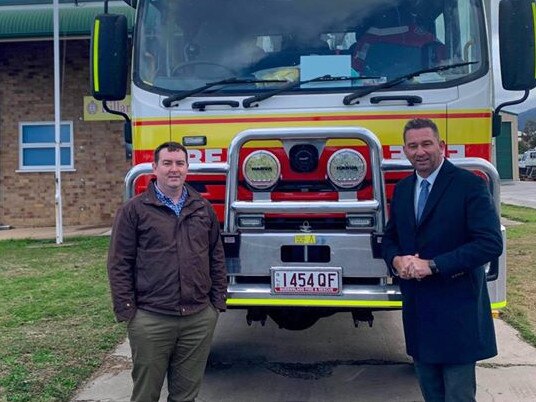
[243, 150, 280, 190]
[237, 215, 265, 228]
[347, 215, 374, 228]
[327, 149, 367, 189]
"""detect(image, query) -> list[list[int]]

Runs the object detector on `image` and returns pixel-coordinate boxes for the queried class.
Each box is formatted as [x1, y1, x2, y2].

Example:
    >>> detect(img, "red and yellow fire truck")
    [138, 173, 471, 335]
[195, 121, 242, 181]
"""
[91, 0, 536, 330]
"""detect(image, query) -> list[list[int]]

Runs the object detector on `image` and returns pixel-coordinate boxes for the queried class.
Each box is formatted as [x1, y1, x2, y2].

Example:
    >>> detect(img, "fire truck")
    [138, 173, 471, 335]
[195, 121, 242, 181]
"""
[91, 0, 536, 330]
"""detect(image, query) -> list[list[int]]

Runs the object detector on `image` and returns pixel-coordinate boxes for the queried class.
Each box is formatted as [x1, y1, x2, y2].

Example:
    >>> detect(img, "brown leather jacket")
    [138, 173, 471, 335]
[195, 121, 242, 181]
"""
[107, 181, 227, 322]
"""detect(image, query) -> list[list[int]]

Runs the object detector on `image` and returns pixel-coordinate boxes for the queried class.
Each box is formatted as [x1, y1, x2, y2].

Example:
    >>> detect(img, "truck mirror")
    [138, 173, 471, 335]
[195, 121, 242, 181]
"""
[123, 0, 138, 8]
[90, 14, 128, 101]
[499, 0, 536, 91]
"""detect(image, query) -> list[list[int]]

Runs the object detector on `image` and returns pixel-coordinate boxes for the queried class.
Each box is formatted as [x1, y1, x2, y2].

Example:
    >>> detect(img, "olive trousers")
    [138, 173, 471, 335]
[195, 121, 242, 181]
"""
[127, 306, 219, 402]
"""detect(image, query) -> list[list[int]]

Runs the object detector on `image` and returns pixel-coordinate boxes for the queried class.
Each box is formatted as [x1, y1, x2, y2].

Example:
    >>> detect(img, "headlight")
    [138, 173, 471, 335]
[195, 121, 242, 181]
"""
[327, 149, 367, 189]
[243, 150, 281, 190]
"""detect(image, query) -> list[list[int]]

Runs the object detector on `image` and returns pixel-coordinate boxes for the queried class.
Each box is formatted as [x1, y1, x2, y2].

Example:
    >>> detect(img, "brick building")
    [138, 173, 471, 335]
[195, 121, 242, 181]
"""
[0, 1, 133, 227]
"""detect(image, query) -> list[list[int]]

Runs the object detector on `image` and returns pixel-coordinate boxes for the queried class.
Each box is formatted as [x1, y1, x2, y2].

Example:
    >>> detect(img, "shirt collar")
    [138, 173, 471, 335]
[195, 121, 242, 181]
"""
[153, 183, 189, 216]
[154, 182, 186, 200]
[415, 158, 444, 189]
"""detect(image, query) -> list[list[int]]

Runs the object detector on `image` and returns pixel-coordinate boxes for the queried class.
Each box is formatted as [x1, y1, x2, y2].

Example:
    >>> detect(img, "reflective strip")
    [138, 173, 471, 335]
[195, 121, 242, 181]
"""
[92, 19, 100, 92]
[491, 300, 507, 310]
[227, 298, 508, 309]
[533, 3, 536, 78]
[226, 298, 402, 308]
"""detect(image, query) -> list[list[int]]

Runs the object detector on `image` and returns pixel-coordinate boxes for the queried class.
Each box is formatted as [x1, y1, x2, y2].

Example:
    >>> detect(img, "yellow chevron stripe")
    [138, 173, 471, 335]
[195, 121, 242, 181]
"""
[133, 109, 492, 150]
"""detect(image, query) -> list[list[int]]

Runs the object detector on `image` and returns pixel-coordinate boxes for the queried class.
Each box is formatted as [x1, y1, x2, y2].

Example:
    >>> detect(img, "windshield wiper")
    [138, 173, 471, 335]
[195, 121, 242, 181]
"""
[162, 77, 285, 107]
[242, 75, 380, 108]
[343, 61, 478, 105]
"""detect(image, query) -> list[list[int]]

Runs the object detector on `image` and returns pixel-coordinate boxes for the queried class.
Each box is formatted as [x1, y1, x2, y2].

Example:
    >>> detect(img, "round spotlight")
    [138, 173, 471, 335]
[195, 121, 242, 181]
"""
[327, 149, 367, 189]
[243, 150, 281, 190]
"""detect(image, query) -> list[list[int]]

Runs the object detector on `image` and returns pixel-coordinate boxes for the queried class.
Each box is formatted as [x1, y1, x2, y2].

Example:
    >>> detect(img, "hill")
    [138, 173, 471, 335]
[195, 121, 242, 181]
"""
[517, 108, 536, 131]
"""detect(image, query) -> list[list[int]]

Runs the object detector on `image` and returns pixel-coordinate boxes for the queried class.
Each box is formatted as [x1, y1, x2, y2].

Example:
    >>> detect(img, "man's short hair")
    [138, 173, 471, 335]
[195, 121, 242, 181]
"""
[154, 142, 188, 164]
[403, 118, 440, 143]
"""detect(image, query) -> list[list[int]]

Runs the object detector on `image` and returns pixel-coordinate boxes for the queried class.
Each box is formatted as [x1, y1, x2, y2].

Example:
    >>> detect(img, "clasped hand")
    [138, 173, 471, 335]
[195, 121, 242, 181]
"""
[393, 255, 432, 280]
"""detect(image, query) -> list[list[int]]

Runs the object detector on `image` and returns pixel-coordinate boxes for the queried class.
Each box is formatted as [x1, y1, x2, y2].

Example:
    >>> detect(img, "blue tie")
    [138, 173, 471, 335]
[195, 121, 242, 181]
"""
[417, 180, 430, 223]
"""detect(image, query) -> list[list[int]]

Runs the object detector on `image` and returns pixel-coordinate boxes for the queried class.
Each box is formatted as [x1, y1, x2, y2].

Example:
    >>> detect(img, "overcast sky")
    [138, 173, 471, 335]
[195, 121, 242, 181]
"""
[492, 0, 536, 113]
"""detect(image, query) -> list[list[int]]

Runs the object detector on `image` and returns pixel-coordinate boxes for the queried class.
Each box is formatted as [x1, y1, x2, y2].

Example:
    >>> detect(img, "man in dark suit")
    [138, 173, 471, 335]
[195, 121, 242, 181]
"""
[382, 118, 502, 401]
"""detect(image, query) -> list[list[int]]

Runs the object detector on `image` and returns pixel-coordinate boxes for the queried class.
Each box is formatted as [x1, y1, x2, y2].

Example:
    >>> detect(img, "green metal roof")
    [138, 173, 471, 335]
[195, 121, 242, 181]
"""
[0, 2, 134, 40]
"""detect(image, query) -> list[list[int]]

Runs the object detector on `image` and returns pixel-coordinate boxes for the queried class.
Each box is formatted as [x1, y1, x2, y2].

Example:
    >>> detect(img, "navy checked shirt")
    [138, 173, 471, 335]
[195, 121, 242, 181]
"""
[154, 184, 189, 216]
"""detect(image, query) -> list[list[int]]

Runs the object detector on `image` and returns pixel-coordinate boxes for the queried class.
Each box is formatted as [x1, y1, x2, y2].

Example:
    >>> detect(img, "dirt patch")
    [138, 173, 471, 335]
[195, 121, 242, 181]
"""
[91, 354, 132, 378]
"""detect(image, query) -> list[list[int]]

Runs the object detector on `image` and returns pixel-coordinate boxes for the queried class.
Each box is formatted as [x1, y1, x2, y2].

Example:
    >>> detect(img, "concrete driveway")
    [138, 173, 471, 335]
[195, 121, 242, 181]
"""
[72, 310, 536, 402]
[72, 181, 536, 402]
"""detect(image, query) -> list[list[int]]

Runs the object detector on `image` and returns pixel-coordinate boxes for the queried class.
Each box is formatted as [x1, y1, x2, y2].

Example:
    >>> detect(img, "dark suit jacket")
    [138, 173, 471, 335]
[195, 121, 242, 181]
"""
[382, 159, 502, 364]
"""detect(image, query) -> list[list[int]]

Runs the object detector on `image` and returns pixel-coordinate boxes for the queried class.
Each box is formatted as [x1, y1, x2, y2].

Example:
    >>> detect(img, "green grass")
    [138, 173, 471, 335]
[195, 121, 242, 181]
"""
[1, 206, 536, 401]
[500, 204, 536, 348]
[0, 237, 125, 402]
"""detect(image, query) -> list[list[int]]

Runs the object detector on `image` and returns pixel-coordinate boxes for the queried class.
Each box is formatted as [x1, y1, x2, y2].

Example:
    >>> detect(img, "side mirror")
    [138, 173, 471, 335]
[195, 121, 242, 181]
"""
[499, 0, 536, 91]
[122, 0, 138, 8]
[90, 14, 128, 101]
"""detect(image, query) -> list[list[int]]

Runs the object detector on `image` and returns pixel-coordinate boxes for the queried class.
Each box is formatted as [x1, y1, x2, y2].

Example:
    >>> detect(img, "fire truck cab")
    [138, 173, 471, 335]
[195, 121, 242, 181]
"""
[91, 0, 536, 330]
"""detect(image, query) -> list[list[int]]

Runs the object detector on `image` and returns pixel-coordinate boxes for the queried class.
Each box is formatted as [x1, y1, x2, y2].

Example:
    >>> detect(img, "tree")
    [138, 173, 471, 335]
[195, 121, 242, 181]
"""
[520, 120, 536, 153]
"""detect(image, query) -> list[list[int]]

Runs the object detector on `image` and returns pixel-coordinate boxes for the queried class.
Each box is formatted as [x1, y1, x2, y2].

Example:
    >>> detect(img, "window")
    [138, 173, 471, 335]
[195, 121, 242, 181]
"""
[19, 122, 74, 172]
[136, 0, 486, 93]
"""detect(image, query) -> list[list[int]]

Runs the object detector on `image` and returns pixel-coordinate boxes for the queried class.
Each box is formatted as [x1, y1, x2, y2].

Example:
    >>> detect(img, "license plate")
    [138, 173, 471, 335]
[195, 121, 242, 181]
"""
[271, 267, 342, 295]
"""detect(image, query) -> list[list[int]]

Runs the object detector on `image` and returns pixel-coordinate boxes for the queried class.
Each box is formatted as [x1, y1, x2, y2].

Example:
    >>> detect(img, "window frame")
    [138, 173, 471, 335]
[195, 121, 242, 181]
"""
[18, 121, 75, 172]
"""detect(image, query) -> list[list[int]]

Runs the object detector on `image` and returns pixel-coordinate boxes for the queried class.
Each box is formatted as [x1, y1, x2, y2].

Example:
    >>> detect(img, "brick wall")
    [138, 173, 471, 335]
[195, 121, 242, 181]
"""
[0, 40, 129, 227]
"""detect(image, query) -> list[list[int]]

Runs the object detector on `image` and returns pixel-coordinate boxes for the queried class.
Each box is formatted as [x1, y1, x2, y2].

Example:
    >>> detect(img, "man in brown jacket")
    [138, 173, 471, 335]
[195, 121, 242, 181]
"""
[107, 141, 227, 402]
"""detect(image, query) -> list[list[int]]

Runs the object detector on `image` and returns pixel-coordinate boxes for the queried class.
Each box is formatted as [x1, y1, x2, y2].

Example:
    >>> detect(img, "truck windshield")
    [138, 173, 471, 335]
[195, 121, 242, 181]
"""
[135, 0, 486, 94]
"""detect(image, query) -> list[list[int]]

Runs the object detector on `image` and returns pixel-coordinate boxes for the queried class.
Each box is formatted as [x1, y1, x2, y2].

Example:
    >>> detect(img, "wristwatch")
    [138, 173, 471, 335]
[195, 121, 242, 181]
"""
[428, 259, 439, 275]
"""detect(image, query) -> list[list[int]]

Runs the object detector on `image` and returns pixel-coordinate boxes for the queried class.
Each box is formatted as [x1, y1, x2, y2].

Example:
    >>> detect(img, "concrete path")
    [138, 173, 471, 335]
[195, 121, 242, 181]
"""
[71, 311, 536, 402]
[0, 225, 111, 241]
[500, 180, 536, 209]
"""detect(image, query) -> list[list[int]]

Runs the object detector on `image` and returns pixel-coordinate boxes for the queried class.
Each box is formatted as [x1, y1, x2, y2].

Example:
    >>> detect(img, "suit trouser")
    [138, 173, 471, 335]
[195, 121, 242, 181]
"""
[413, 360, 476, 402]
[127, 306, 219, 402]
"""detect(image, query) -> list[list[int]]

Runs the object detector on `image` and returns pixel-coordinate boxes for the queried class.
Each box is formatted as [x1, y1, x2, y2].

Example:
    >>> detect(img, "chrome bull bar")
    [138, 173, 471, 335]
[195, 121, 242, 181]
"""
[382, 157, 503, 283]
[125, 127, 388, 235]
[225, 127, 386, 233]
[124, 130, 501, 236]
[123, 131, 504, 306]
[124, 162, 228, 201]
[382, 157, 501, 216]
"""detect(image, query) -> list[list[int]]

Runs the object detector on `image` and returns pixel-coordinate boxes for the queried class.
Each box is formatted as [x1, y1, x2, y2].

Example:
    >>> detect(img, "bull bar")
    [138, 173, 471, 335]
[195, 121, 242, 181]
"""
[124, 127, 504, 307]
